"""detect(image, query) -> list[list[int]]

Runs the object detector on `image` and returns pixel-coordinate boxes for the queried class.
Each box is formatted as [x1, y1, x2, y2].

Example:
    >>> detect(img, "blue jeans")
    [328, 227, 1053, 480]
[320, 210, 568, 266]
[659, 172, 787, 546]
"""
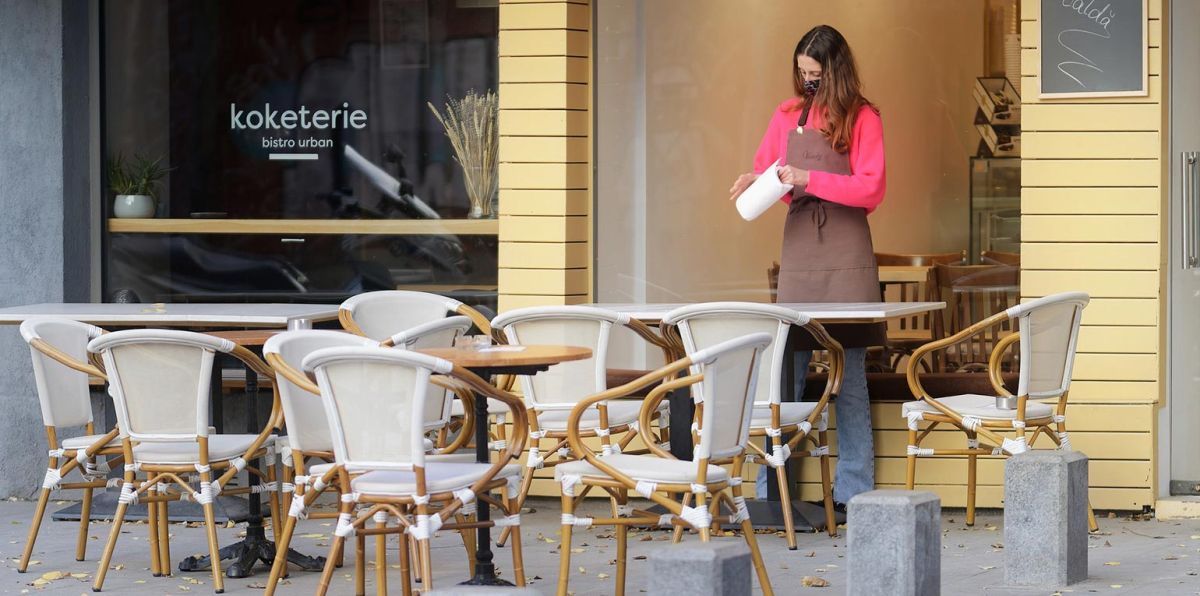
[756, 347, 875, 503]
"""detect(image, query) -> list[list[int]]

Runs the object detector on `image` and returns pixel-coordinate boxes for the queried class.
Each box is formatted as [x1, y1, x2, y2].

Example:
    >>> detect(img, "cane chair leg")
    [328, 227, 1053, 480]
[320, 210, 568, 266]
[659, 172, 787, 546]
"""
[503, 492, 526, 586]
[409, 533, 422, 584]
[672, 493, 691, 544]
[76, 484, 93, 562]
[147, 484, 162, 576]
[453, 512, 477, 577]
[497, 454, 538, 548]
[92, 499, 130, 592]
[966, 431, 978, 527]
[905, 428, 918, 490]
[375, 516, 388, 596]
[817, 429, 837, 537]
[733, 484, 773, 596]
[418, 536, 434, 592]
[1087, 500, 1099, 532]
[355, 532, 366, 596]
[615, 490, 629, 596]
[695, 491, 711, 542]
[317, 533, 346, 596]
[199, 489, 226, 593]
[263, 490, 301, 596]
[266, 462, 282, 538]
[556, 492, 576, 596]
[18, 487, 52, 573]
[773, 462, 798, 549]
[397, 531, 413, 596]
[158, 498, 171, 576]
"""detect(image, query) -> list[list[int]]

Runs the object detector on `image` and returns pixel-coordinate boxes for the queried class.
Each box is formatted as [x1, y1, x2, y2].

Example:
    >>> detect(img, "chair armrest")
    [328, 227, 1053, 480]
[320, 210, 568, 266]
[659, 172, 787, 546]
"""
[430, 376, 475, 454]
[265, 352, 320, 396]
[988, 332, 1021, 398]
[30, 337, 106, 379]
[906, 310, 1011, 401]
[637, 373, 704, 460]
[215, 346, 285, 488]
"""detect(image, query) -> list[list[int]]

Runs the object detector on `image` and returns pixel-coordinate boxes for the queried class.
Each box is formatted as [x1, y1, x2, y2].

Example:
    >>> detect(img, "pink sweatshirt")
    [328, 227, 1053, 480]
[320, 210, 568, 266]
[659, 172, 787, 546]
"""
[752, 98, 886, 213]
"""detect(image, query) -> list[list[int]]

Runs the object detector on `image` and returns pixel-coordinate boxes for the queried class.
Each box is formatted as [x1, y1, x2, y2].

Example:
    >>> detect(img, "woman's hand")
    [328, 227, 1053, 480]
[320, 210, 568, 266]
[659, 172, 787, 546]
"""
[778, 165, 810, 188]
[729, 173, 757, 201]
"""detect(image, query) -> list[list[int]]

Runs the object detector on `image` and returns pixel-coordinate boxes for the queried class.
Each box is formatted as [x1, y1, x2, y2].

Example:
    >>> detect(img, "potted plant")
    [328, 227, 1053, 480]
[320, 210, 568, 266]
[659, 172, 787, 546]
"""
[107, 153, 170, 218]
[428, 90, 498, 218]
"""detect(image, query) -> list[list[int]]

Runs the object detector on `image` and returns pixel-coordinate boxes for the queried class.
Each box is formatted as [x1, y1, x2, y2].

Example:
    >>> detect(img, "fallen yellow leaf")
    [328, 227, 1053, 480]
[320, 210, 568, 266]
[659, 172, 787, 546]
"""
[801, 576, 829, 587]
[1105, 561, 1120, 566]
[597, 573, 610, 579]
[39, 571, 63, 581]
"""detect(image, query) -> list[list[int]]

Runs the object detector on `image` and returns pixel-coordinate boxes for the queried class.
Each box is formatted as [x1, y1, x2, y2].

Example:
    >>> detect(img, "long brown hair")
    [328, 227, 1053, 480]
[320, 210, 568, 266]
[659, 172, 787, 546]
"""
[791, 25, 875, 154]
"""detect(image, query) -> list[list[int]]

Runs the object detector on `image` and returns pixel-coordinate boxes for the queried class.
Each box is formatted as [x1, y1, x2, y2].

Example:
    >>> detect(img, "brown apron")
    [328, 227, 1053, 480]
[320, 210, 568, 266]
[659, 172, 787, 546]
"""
[778, 108, 886, 348]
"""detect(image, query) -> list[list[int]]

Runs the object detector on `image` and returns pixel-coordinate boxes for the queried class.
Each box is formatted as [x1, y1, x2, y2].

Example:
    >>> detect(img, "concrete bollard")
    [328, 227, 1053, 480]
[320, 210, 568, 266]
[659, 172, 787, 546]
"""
[1004, 450, 1088, 587]
[647, 540, 752, 596]
[847, 490, 941, 596]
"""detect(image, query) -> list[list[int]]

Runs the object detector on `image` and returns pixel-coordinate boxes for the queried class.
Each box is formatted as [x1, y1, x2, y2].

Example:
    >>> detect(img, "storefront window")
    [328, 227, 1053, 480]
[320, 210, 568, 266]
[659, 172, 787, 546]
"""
[101, 0, 499, 307]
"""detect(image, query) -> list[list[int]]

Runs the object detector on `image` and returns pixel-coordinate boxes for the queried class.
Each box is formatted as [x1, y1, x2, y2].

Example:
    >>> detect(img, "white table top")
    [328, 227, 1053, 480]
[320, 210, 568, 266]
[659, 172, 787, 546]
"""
[589, 302, 945, 323]
[0, 303, 340, 328]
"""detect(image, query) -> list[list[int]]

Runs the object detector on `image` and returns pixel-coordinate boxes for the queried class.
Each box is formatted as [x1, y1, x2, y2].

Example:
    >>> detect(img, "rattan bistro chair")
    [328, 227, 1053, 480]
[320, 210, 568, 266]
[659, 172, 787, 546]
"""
[490, 306, 670, 535]
[662, 302, 843, 545]
[302, 346, 530, 595]
[87, 330, 282, 593]
[17, 319, 123, 573]
[903, 292, 1098, 530]
[553, 333, 776, 596]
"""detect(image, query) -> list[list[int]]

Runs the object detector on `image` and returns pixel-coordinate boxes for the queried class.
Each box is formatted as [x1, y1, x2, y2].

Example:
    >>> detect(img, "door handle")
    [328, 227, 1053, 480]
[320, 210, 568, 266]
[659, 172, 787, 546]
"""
[1184, 152, 1198, 269]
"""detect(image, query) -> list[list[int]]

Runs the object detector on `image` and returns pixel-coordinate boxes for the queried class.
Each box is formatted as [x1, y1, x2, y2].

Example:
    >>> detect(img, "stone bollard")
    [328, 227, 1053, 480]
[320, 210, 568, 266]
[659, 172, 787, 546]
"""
[1004, 450, 1089, 587]
[647, 540, 752, 596]
[847, 490, 941, 596]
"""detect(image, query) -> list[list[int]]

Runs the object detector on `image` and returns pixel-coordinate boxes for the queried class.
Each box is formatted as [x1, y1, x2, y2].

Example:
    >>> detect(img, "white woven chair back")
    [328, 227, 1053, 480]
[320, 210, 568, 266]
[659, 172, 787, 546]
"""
[492, 306, 622, 409]
[303, 346, 452, 472]
[263, 330, 377, 454]
[340, 290, 464, 341]
[690, 332, 772, 461]
[20, 318, 103, 429]
[663, 302, 805, 407]
[1009, 292, 1089, 399]
[387, 316, 473, 428]
[88, 329, 233, 442]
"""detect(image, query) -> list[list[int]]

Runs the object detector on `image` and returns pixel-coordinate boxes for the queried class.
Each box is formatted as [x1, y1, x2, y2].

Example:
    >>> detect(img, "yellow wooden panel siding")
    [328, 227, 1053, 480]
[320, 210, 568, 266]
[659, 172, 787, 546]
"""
[1022, 47, 1161, 77]
[499, 242, 589, 269]
[499, 162, 588, 189]
[1022, 19, 1161, 48]
[499, 268, 589, 295]
[498, 294, 588, 311]
[1022, 187, 1160, 215]
[1022, 104, 1160, 131]
[1020, 0, 1162, 20]
[1020, 243, 1158, 270]
[1021, 159, 1159, 187]
[499, 29, 588, 57]
[498, 190, 589, 216]
[1021, 270, 1159, 298]
[500, 215, 589, 242]
[499, 136, 588, 164]
[498, 56, 588, 84]
[499, 109, 588, 136]
[499, 2, 588, 30]
[1022, 75, 1161, 104]
[1076, 325, 1159, 354]
[1022, 215, 1158, 242]
[837, 402, 1153, 433]
[789, 459, 1151, 488]
[794, 485, 1153, 510]
[1069, 380, 1157, 402]
[1062, 298, 1158, 326]
[1072, 353, 1158, 381]
[499, 83, 589, 111]
[1022, 132, 1160, 159]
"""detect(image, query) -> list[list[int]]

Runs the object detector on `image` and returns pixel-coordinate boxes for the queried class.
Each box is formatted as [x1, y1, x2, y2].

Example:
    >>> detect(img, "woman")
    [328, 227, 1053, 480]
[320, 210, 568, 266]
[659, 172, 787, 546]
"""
[729, 25, 885, 508]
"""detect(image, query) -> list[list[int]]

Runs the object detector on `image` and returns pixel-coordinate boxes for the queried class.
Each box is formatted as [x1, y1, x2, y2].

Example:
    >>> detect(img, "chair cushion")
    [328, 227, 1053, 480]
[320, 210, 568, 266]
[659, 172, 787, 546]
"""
[61, 434, 121, 451]
[350, 463, 520, 496]
[133, 434, 273, 464]
[750, 401, 819, 429]
[901, 394, 1054, 421]
[308, 453, 484, 480]
[535, 400, 666, 432]
[554, 454, 727, 486]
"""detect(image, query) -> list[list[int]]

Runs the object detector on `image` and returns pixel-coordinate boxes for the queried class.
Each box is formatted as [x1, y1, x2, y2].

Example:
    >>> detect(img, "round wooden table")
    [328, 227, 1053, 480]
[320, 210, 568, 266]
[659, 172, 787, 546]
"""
[416, 344, 592, 587]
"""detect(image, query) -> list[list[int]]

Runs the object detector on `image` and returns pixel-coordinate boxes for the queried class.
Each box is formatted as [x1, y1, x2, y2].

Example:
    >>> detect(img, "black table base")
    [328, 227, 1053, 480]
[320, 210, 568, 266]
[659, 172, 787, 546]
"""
[178, 524, 324, 578]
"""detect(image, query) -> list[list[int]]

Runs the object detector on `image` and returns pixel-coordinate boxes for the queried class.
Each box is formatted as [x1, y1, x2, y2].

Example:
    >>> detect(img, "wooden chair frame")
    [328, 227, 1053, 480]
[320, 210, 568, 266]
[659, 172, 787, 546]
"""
[19, 330, 124, 573]
[554, 342, 775, 596]
[903, 301, 1098, 532]
[89, 336, 283, 593]
[304, 351, 531, 596]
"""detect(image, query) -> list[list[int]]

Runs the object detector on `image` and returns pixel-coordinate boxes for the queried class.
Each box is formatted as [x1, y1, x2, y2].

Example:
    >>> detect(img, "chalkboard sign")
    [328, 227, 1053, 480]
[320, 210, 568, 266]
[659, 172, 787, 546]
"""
[1040, 0, 1147, 97]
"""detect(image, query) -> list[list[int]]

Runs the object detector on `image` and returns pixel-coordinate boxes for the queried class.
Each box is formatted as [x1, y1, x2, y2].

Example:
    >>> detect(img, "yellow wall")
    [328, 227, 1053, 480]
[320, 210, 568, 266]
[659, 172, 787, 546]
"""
[498, 0, 592, 311]
[497, 0, 1165, 510]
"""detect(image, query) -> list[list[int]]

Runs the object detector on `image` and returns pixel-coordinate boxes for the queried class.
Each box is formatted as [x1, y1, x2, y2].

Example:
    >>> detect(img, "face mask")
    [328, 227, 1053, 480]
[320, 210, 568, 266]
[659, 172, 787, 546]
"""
[803, 79, 821, 96]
